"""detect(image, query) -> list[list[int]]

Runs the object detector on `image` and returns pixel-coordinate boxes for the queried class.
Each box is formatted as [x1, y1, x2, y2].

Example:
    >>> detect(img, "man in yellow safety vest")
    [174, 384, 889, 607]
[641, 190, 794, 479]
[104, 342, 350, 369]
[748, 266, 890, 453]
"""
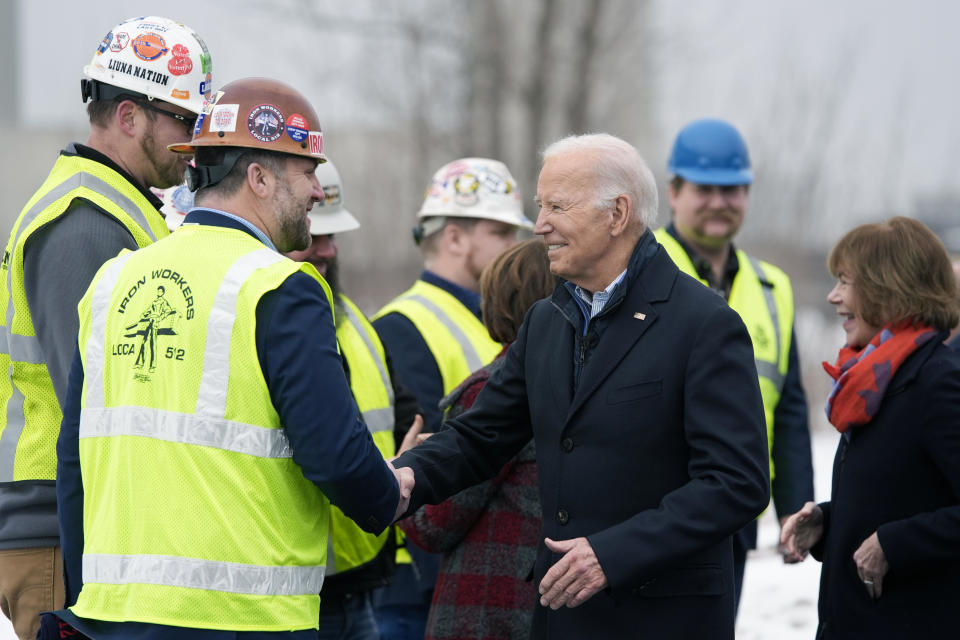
[54, 77, 413, 639]
[654, 118, 814, 613]
[0, 16, 213, 640]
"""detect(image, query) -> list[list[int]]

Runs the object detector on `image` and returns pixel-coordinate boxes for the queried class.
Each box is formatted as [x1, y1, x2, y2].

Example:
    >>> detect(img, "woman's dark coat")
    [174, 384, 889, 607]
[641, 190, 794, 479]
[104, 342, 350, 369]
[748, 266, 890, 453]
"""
[813, 334, 960, 638]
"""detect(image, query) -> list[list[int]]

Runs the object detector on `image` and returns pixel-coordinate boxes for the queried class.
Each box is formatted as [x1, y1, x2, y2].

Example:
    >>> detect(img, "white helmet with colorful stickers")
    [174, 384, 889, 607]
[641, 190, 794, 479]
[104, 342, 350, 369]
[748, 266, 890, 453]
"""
[83, 15, 212, 114]
[417, 157, 532, 230]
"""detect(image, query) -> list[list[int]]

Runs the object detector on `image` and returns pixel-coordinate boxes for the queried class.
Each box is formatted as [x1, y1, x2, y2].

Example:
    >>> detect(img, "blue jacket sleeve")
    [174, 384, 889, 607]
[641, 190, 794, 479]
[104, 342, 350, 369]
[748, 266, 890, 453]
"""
[57, 347, 85, 606]
[257, 272, 399, 534]
[770, 328, 815, 518]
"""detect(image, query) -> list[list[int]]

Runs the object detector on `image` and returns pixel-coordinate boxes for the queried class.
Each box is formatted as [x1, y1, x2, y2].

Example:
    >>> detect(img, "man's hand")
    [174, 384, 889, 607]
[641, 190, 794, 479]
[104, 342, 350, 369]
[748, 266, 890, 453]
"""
[391, 464, 415, 522]
[853, 531, 889, 600]
[779, 501, 824, 562]
[778, 515, 803, 564]
[538, 537, 608, 609]
[395, 414, 430, 457]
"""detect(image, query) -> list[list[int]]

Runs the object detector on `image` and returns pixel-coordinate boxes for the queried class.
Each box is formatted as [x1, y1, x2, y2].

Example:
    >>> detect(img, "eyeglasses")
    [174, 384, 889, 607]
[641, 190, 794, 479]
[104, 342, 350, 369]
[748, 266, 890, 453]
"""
[133, 100, 197, 136]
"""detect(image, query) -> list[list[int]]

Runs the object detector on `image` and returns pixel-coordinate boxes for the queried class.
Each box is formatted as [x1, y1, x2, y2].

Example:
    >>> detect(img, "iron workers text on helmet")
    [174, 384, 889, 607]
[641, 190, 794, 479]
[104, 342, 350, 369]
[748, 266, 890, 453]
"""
[82, 16, 213, 115]
[307, 160, 360, 236]
[668, 118, 753, 186]
[417, 158, 533, 230]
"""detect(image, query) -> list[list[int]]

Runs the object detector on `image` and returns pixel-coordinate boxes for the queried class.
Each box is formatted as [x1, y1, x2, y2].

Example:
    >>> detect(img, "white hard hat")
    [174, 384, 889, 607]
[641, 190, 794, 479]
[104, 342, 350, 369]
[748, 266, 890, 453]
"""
[417, 158, 532, 231]
[151, 183, 194, 231]
[307, 160, 359, 236]
[82, 16, 213, 114]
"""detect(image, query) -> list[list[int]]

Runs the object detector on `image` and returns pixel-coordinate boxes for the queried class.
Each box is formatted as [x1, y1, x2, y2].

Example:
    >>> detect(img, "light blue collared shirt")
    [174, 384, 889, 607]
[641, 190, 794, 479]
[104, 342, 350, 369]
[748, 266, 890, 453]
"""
[575, 269, 628, 319]
[184, 207, 277, 252]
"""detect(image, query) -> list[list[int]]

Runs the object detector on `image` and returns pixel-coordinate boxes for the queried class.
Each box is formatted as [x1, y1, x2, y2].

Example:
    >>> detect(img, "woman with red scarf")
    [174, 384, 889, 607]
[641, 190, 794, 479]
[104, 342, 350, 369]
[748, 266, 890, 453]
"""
[781, 216, 960, 638]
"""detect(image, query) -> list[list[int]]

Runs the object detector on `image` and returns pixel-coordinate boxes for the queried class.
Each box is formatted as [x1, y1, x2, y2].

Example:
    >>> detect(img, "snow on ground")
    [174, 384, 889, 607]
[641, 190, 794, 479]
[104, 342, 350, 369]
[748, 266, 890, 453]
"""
[0, 429, 840, 640]
[736, 426, 838, 639]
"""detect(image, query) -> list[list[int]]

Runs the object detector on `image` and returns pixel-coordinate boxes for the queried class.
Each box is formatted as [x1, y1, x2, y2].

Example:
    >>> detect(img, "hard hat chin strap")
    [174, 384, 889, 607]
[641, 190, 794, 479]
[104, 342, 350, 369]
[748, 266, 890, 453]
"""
[187, 148, 248, 192]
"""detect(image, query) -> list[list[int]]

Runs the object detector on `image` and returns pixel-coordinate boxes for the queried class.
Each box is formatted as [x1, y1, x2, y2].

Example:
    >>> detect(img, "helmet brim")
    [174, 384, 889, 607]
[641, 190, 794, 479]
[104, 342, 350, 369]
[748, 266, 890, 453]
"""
[308, 208, 360, 236]
[671, 167, 754, 186]
[168, 138, 327, 164]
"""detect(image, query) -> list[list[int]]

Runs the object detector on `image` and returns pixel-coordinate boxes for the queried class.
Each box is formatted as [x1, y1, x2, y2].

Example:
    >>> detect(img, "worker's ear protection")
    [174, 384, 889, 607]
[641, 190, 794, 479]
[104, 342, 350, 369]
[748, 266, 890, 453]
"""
[412, 223, 425, 246]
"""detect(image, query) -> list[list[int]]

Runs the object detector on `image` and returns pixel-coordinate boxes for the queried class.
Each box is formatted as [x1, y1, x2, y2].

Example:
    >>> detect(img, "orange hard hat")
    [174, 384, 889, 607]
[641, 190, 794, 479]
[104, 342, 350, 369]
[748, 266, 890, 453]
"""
[169, 76, 325, 161]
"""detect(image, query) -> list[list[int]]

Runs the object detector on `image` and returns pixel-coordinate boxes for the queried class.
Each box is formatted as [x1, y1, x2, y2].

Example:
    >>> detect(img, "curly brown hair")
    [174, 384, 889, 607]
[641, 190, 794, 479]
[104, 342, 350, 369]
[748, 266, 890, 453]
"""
[480, 238, 556, 343]
[827, 216, 960, 331]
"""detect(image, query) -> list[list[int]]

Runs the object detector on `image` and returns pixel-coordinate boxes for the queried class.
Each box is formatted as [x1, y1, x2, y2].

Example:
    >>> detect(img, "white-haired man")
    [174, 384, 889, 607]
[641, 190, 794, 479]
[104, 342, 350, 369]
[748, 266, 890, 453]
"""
[392, 134, 769, 639]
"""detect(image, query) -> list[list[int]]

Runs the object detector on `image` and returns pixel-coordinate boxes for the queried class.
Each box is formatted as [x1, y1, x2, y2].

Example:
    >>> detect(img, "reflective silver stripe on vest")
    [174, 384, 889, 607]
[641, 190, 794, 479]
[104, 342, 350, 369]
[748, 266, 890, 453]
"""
[0, 332, 44, 366]
[84, 253, 137, 409]
[401, 294, 483, 373]
[1, 169, 159, 476]
[81, 248, 293, 457]
[342, 299, 394, 434]
[361, 408, 394, 434]
[0, 387, 25, 480]
[82, 553, 325, 595]
[3, 170, 158, 355]
[196, 248, 285, 419]
[747, 257, 785, 393]
[326, 536, 338, 575]
[79, 406, 293, 458]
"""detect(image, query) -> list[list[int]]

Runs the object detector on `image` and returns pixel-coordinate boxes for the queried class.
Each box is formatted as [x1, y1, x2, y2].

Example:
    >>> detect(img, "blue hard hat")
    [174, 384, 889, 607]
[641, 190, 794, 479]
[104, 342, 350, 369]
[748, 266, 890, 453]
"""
[668, 118, 753, 186]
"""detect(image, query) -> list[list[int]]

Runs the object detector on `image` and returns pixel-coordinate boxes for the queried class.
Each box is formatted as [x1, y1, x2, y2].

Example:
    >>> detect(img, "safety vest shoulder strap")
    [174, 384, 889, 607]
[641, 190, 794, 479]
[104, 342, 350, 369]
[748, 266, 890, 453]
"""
[337, 294, 395, 440]
[655, 227, 793, 391]
[729, 251, 794, 393]
[374, 280, 500, 394]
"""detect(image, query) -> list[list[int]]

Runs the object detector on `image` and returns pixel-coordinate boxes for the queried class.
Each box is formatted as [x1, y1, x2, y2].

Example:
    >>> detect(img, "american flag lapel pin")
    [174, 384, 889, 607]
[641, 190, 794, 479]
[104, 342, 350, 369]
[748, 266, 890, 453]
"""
[633, 312, 646, 320]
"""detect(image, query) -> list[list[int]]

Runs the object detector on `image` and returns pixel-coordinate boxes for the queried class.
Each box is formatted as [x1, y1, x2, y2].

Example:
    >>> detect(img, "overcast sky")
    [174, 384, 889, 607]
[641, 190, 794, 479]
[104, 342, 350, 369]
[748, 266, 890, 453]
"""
[14, 0, 960, 245]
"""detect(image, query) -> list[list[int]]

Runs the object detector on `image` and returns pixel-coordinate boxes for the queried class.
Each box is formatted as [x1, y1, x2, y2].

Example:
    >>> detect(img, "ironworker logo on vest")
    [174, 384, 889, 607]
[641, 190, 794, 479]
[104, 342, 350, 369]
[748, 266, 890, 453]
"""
[114, 268, 195, 382]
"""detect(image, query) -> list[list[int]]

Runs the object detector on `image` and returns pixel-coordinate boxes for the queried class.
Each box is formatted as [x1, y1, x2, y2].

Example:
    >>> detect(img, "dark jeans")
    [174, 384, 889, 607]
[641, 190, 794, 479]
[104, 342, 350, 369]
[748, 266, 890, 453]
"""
[373, 604, 429, 640]
[318, 591, 380, 640]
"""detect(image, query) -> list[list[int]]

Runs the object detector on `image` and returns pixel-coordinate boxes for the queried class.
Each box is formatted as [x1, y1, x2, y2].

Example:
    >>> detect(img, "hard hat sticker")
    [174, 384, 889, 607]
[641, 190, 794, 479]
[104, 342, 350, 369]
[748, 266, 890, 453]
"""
[135, 20, 172, 33]
[200, 73, 213, 98]
[247, 104, 284, 142]
[192, 112, 205, 136]
[132, 33, 169, 61]
[286, 113, 309, 142]
[308, 131, 324, 157]
[171, 89, 190, 100]
[109, 32, 130, 52]
[167, 43, 193, 76]
[210, 104, 239, 133]
[96, 31, 113, 55]
[168, 57, 193, 75]
[453, 173, 481, 206]
[321, 184, 341, 206]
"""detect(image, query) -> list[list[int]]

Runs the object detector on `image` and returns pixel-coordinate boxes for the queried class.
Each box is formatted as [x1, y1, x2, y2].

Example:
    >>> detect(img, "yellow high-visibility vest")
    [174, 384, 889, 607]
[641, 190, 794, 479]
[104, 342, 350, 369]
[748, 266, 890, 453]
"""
[327, 294, 395, 576]
[374, 279, 500, 396]
[72, 224, 332, 630]
[655, 227, 794, 481]
[374, 278, 501, 565]
[0, 153, 168, 482]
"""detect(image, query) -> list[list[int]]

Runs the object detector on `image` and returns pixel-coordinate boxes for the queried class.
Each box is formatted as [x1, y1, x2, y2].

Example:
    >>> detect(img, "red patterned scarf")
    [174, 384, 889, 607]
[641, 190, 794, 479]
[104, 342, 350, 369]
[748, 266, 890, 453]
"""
[823, 320, 937, 433]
